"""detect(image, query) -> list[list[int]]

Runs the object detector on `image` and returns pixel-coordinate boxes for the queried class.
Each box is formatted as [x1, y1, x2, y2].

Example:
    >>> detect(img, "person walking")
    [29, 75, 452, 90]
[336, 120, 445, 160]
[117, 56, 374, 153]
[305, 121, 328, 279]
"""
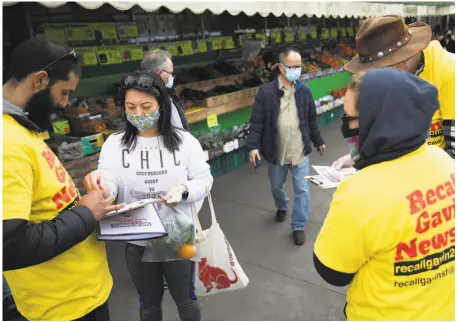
[84, 70, 213, 321]
[2, 38, 123, 321]
[314, 68, 455, 320]
[248, 47, 325, 246]
[333, 15, 455, 170]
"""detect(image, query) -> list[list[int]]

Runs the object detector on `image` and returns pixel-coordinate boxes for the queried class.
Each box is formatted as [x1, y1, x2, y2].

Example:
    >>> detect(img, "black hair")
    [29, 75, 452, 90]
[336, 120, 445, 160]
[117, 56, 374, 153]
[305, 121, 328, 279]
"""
[6, 37, 81, 86]
[279, 47, 300, 64]
[120, 70, 182, 153]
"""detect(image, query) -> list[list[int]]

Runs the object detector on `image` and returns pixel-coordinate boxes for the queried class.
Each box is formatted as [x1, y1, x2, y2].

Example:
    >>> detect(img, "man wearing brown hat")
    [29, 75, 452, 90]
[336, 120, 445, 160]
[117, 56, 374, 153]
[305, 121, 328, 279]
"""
[333, 15, 455, 170]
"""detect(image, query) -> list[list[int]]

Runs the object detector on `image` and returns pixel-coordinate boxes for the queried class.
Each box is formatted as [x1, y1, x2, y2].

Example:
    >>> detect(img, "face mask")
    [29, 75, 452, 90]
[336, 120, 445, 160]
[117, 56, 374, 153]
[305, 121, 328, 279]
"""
[126, 110, 160, 132]
[341, 114, 359, 139]
[283, 66, 301, 82]
[165, 76, 174, 89]
[24, 88, 60, 131]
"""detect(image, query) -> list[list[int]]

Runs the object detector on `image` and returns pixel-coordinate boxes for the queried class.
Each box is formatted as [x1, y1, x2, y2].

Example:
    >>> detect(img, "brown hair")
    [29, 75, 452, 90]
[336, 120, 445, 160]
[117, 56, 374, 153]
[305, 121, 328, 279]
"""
[347, 72, 366, 110]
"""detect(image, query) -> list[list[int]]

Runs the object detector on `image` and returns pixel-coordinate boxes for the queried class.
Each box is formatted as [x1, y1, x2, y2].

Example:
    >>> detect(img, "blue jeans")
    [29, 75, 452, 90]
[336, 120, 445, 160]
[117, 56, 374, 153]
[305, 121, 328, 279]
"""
[268, 158, 310, 230]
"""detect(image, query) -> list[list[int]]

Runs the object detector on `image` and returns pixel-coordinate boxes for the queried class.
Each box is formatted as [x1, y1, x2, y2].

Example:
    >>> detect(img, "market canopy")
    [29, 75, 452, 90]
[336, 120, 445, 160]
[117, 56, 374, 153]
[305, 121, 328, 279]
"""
[3, 1, 455, 18]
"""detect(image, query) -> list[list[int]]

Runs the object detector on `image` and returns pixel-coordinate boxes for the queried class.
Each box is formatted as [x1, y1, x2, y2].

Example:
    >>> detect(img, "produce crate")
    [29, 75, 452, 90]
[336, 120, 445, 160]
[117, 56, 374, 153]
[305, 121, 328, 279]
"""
[208, 147, 249, 177]
[318, 105, 343, 127]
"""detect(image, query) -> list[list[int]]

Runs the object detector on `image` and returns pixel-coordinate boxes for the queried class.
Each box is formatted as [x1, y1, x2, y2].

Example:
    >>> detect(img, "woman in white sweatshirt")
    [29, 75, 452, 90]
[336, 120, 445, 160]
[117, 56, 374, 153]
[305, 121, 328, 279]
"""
[84, 70, 213, 321]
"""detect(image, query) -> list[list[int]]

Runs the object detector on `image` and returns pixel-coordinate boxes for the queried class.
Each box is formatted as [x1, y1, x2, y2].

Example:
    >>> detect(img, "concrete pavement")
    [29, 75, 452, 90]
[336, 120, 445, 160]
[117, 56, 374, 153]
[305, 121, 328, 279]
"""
[106, 120, 350, 321]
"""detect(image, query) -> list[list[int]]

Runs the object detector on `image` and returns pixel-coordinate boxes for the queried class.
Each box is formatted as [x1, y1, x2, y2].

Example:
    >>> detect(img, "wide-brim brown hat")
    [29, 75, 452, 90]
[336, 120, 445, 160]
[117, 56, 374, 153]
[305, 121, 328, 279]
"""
[344, 15, 432, 74]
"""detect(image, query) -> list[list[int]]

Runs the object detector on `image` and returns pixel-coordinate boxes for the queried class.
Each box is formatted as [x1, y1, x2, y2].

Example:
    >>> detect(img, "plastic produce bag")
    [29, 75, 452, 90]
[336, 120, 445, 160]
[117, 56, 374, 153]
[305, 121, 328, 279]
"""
[142, 204, 195, 262]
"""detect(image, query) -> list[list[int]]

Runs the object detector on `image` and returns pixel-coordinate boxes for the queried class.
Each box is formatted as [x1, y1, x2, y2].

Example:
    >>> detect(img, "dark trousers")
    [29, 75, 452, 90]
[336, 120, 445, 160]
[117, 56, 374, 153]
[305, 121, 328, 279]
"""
[126, 243, 200, 321]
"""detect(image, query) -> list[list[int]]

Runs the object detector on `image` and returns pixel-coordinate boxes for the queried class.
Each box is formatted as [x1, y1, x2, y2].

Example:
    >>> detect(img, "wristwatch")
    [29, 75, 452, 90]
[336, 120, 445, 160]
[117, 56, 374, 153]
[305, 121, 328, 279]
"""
[182, 185, 189, 201]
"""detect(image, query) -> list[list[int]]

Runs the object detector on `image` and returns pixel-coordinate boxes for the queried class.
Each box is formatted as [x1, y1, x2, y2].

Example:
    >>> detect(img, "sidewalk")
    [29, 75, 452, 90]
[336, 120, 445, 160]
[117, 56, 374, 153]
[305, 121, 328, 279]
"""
[107, 121, 350, 321]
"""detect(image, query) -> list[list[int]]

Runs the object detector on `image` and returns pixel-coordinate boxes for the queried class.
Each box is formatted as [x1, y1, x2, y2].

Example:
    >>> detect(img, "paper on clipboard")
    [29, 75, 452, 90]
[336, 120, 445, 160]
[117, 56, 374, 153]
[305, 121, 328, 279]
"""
[305, 165, 357, 189]
[99, 203, 166, 236]
[104, 198, 161, 218]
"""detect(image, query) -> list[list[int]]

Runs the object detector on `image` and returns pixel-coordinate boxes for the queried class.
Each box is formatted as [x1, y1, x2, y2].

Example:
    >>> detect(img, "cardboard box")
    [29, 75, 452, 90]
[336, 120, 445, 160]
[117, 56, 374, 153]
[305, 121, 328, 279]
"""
[175, 73, 250, 94]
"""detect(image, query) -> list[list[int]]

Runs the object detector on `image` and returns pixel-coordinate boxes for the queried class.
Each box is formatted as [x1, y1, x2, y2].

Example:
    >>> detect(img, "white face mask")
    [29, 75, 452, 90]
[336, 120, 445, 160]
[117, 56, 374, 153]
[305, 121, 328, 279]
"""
[165, 76, 174, 88]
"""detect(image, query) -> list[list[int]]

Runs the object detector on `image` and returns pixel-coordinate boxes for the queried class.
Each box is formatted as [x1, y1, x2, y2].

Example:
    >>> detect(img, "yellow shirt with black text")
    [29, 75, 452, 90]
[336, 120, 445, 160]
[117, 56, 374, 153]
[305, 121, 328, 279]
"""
[2, 115, 113, 321]
[420, 40, 455, 148]
[314, 145, 455, 320]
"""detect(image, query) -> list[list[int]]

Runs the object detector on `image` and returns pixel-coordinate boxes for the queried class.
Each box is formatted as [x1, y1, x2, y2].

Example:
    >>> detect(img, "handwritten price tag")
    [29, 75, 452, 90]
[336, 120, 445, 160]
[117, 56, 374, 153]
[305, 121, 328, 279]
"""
[340, 28, 347, 38]
[347, 27, 354, 37]
[99, 23, 117, 40]
[271, 32, 282, 44]
[297, 30, 307, 40]
[207, 114, 219, 128]
[330, 28, 338, 38]
[285, 31, 294, 43]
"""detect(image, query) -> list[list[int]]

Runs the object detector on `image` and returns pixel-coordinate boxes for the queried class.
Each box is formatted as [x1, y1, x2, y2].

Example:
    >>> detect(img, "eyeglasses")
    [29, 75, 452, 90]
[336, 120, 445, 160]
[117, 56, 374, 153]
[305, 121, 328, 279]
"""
[41, 50, 78, 71]
[121, 75, 161, 91]
[281, 63, 303, 69]
[341, 113, 359, 121]
[158, 69, 174, 78]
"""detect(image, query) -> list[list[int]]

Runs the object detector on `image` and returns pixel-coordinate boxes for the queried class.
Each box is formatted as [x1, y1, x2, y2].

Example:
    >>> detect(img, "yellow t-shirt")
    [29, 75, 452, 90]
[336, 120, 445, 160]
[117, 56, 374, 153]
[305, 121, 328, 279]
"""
[420, 40, 455, 148]
[315, 145, 455, 321]
[2, 115, 113, 321]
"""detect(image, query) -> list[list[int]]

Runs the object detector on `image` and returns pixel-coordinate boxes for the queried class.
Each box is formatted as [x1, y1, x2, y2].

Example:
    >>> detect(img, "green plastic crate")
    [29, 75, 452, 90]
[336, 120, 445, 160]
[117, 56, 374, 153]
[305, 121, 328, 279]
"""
[208, 147, 249, 177]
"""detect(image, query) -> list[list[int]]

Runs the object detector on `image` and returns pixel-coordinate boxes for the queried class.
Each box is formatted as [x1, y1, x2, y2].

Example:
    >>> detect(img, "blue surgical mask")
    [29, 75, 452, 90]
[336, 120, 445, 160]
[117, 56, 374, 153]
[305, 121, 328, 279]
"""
[165, 76, 174, 88]
[126, 110, 160, 131]
[283, 65, 301, 82]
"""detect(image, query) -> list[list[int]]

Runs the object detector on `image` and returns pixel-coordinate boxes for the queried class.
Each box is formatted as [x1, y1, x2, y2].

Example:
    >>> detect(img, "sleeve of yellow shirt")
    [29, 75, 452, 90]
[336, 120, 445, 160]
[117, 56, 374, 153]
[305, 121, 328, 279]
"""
[314, 189, 368, 274]
[3, 144, 33, 221]
[440, 69, 455, 121]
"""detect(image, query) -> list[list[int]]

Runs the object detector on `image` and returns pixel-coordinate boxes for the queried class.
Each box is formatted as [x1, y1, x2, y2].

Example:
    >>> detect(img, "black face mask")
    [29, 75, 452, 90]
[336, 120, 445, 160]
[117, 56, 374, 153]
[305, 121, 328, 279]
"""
[341, 113, 359, 139]
[24, 88, 60, 131]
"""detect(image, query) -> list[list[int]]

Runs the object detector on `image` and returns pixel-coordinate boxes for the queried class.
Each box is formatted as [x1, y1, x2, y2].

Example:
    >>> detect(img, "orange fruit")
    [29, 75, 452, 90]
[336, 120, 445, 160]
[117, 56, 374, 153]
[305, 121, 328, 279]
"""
[178, 244, 196, 259]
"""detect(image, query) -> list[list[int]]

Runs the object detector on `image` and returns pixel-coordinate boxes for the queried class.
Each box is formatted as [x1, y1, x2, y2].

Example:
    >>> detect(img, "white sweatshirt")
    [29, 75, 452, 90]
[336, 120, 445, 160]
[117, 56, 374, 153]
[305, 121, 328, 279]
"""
[98, 130, 213, 247]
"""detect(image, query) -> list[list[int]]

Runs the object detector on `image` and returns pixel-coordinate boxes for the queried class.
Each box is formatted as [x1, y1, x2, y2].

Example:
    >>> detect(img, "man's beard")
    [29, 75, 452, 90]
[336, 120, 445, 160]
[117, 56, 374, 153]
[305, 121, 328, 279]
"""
[24, 88, 60, 131]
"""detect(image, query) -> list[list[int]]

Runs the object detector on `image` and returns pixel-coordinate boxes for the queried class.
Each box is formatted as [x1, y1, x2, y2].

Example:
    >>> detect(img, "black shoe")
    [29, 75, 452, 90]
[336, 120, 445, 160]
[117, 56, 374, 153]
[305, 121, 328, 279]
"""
[293, 230, 305, 245]
[276, 209, 287, 222]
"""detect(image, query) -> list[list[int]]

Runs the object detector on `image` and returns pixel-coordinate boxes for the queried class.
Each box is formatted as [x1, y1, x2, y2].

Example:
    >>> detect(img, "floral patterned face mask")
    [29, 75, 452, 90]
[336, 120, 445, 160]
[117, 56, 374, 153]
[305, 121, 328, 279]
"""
[126, 110, 160, 132]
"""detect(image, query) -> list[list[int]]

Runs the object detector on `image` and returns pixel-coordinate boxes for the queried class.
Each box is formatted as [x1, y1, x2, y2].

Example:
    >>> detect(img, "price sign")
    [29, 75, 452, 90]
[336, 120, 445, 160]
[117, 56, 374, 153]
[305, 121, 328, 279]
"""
[297, 30, 307, 40]
[340, 27, 347, 38]
[75, 47, 98, 66]
[347, 27, 354, 37]
[175, 40, 193, 56]
[129, 46, 145, 61]
[271, 32, 282, 44]
[127, 24, 138, 38]
[38, 131, 50, 141]
[321, 28, 329, 39]
[66, 25, 95, 41]
[284, 31, 294, 43]
[330, 28, 338, 38]
[255, 33, 268, 45]
[245, 33, 254, 40]
[96, 46, 123, 65]
[309, 27, 317, 39]
[197, 40, 208, 52]
[167, 44, 179, 56]
[99, 23, 117, 40]
[207, 114, 219, 128]
[211, 38, 224, 50]
[43, 25, 67, 42]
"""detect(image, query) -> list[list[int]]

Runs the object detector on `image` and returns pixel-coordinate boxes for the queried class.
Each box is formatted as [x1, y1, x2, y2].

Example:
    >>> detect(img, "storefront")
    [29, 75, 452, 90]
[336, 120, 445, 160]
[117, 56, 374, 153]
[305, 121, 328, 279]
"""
[2, 1, 454, 192]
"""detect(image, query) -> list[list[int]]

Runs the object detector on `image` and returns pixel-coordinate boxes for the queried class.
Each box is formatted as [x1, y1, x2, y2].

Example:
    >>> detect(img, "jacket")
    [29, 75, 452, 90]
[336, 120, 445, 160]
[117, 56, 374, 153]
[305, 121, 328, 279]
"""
[247, 79, 324, 164]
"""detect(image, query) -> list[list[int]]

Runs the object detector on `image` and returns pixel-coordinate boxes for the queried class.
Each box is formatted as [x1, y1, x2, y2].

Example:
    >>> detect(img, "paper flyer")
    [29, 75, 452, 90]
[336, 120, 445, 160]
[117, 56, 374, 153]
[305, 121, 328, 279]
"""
[305, 165, 358, 189]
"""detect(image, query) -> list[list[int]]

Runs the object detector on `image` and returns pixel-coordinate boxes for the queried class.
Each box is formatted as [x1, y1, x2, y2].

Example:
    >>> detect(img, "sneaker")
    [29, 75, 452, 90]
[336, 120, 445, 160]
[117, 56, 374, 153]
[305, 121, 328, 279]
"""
[293, 230, 305, 245]
[276, 209, 287, 222]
